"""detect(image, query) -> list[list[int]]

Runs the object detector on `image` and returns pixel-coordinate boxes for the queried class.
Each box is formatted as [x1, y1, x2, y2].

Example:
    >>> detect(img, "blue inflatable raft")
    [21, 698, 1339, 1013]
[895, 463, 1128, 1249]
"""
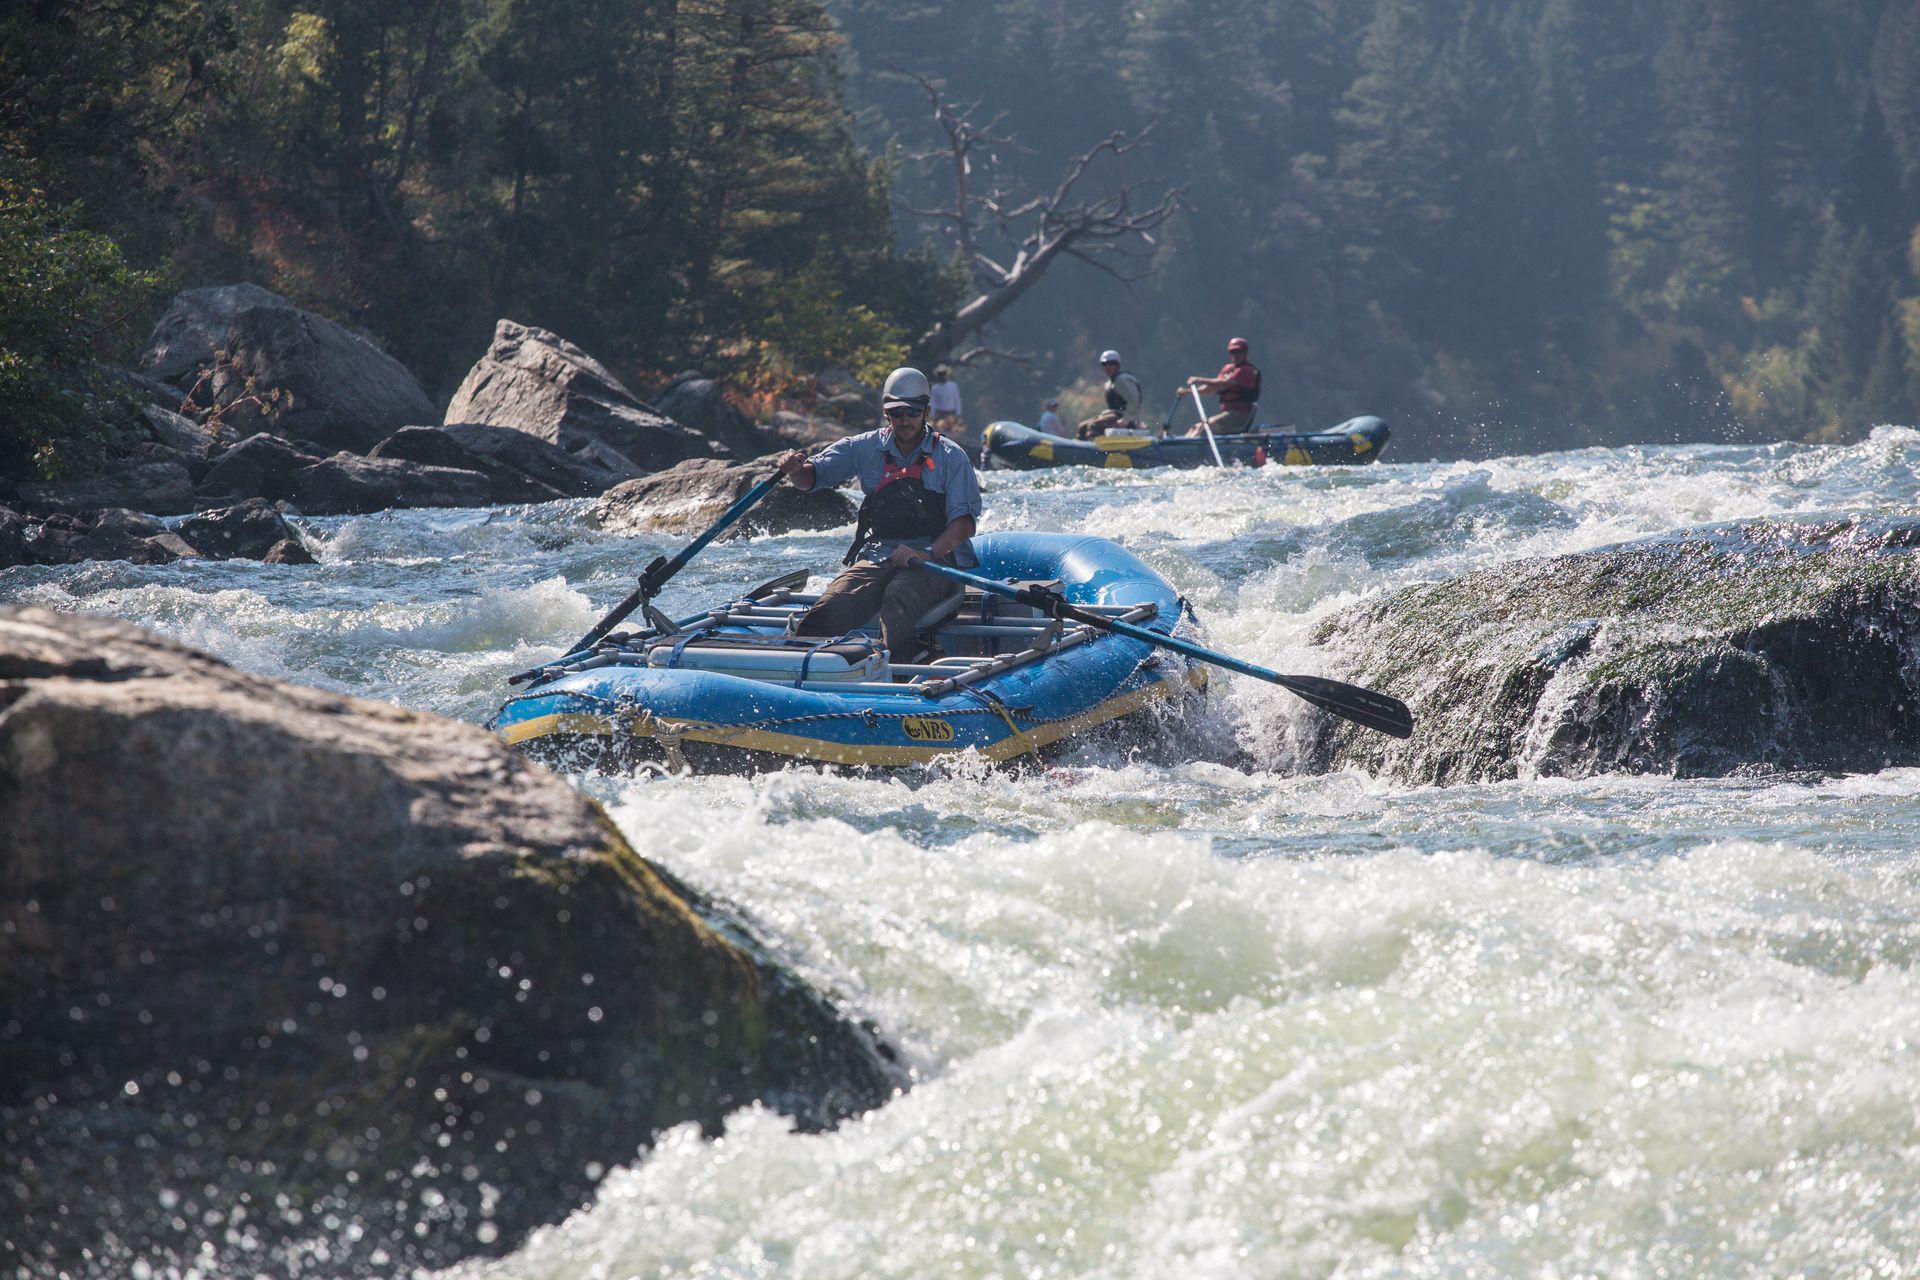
[982, 415, 1390, 471]
[492, 532, 1208, 772]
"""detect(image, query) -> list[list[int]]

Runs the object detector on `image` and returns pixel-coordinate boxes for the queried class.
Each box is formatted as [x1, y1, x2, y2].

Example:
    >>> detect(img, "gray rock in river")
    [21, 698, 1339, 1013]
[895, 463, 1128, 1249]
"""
[445, 320, 726, 474]
[1305, 515, 1920, 783]
[194, 434, 497, 516]
[139, 402, 234, 463]
[653, 371, 776, 460]
[0, 608, 902, 1275]
[139, 284, 437, 455]
[441, 421, 637, 497]
[283, 451, 495, 514]
[193, 430, 327, 505]
[174, 498, 310, 560]
[15, 460, 198, 517]
[768, 408, 861, 450]
[0, 500, 310, 568]
[370, 425, 569, 504]
[0, 506, 193, 565]
[596, 455, 855, 538]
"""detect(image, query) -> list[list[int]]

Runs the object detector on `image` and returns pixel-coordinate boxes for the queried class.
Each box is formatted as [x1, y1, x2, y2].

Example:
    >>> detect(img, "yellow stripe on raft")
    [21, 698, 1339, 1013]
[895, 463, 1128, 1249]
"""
[1090, 435, 1154, 451]
[1283, 445, 1313, 465]
[1350, 433, 1374, 453]
[1103, 452, 1134, 468]
[1030, 440, 1054, 462]
[499, 711, 621, 743]
[502, 666, 1208, 767]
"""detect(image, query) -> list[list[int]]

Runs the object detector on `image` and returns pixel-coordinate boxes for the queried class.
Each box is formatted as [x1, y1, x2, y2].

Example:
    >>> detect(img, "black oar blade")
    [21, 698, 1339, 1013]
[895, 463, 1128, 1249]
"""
[746, 567, 811, 601]
[1272, 672, 1414, 739]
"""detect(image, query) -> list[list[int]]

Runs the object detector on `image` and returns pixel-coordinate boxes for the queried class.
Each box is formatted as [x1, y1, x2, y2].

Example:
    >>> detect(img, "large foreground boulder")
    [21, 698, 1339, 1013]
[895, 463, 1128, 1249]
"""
[138, 284, 437, 455]
[0, 608, 902, 1277]
[446, 321, 725, 473]
[1307, 515, 1920, 783]
[596, 456, 855, 538]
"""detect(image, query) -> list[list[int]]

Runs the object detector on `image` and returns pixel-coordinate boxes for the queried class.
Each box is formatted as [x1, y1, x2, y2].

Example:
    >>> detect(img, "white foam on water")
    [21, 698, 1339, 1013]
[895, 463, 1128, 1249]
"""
[447, 820, 1920, 1279]
[11, 437, 1920, 1278]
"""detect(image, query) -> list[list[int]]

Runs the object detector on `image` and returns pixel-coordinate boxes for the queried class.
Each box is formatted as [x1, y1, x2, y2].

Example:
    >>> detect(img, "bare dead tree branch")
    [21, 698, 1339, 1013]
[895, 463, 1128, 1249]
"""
[952, 344, 1033, 367]
[881, 72, 1184, 368]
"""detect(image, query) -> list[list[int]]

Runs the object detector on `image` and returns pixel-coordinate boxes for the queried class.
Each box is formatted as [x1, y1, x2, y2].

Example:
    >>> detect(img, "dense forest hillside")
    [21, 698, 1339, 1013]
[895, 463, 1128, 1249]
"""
[0, 0, 956, 478]
[4, 0, 1918, 476]
[832, 0, 1920, 452]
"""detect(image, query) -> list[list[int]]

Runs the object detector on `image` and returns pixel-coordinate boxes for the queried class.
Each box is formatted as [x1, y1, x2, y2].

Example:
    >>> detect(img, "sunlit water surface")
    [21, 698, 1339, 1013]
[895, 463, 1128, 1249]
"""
[9, 429, 1920, 1277]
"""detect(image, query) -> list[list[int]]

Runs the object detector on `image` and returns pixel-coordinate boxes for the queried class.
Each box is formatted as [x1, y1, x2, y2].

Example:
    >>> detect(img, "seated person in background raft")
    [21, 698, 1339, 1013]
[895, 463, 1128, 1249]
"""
[777, 366, 982, 662]
[929, 363, 964, 437]
[1182, 336, 1260, 436]
[1037, 398, 1065, 436]
[1077, 349, 1145, 438]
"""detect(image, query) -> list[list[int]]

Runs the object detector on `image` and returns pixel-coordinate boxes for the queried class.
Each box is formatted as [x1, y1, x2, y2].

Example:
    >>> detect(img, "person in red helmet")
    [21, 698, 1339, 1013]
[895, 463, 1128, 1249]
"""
[1182, 337, 1261, 436]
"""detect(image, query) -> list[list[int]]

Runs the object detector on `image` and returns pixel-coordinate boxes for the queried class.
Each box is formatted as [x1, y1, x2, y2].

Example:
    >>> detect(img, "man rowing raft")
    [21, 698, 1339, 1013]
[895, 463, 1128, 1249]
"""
[776, 366, 982, 660]
[1181, 336, 1261, 436]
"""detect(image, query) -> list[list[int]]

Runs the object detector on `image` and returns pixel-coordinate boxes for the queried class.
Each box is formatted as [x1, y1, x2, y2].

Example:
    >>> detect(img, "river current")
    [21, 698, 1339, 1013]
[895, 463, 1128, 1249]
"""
[8, 430, 1920, 1278]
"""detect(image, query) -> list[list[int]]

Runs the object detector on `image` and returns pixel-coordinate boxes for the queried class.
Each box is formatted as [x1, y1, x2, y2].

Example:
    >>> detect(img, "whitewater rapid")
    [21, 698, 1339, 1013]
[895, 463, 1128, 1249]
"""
[9, 429, 1920, 1277]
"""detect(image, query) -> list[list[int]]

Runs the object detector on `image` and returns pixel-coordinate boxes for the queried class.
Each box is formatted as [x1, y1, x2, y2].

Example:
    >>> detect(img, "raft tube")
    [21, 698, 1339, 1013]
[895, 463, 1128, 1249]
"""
[981, 415, 1390, 471]
[491, 532, 1208, 773]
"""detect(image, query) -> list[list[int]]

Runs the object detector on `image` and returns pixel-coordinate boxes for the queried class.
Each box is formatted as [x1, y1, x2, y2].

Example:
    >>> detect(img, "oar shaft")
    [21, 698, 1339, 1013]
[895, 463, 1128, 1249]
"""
[654, 474, 782, 589]
[554, 471, 782, 661]
[917, 559, 1413, 738]
[1099, 611, 1278, 681]
[1190, 384, 1226, 466]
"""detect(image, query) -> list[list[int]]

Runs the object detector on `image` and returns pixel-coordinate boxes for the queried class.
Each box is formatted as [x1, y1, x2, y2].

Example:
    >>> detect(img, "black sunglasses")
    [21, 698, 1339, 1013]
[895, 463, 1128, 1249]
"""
[885, 405, 924, 420]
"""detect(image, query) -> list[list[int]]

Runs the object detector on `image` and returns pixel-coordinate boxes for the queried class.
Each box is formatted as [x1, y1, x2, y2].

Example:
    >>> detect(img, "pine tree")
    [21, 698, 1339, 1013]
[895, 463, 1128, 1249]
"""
[1806, 221, 1892, 415]
[1873, 0, 1920, 196]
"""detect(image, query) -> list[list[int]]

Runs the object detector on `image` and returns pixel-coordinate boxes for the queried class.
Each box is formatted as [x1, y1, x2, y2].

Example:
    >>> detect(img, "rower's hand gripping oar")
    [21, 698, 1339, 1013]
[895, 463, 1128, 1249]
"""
[915, 560, 1414, 739]
[507, 468, 785, 685]
[1189, 383, 1227, 467]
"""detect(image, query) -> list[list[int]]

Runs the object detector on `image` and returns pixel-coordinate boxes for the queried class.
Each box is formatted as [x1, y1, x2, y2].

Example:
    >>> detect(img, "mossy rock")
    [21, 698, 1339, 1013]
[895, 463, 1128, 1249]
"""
[0, 607, 902, 1276]
[1305, 514, 1920, 783]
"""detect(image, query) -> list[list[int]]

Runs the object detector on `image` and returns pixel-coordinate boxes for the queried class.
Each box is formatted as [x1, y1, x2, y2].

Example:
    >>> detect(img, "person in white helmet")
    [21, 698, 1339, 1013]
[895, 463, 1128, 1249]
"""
[1076, 349, 1145, 439]
[776, 367, 982, 662]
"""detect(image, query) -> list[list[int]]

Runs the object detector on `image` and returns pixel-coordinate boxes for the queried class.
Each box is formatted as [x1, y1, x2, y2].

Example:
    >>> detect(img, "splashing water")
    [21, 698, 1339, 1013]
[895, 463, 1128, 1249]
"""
[11, 430, 1920, 1277]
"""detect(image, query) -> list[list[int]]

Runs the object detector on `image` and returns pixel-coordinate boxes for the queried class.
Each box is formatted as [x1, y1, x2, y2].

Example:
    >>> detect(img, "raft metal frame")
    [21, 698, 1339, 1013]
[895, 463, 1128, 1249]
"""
[524, 589, 1163, 700]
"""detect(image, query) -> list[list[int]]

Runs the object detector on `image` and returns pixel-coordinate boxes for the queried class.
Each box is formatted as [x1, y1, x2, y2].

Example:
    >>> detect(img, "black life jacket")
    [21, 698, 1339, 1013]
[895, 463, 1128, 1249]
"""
[1105, 372, 1140, 415]
[843, 439, 949, 565]
[1220, 363, 1261, 410]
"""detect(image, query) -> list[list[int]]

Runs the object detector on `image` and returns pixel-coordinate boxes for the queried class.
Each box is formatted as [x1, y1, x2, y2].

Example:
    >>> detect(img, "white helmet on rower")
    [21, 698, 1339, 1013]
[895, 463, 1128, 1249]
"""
[1099, 349, 1121, 364]
[881, 366, 931, 408]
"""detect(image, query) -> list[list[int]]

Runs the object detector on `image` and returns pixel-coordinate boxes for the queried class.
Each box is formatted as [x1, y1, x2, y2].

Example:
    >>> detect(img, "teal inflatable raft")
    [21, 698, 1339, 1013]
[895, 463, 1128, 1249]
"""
[982, 416, 1390, 471]
[491, 532, 1207, 772]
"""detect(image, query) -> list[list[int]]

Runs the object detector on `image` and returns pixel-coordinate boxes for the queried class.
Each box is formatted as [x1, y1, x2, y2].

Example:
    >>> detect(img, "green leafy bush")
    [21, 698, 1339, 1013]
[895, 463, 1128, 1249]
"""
[0, 159, 164, 482]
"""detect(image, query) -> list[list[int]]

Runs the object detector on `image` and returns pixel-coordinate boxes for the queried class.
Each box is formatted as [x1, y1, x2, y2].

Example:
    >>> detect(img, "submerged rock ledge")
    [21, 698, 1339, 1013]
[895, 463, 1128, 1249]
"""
[0, 607, 901, 1276]
[1309, 514, 1920, 783]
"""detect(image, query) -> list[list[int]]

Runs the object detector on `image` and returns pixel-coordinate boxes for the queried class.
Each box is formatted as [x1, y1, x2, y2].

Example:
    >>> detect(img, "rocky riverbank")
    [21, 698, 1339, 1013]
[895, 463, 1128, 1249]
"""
[2, 285, 875, 570]
[0, 607, 903, 1277]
